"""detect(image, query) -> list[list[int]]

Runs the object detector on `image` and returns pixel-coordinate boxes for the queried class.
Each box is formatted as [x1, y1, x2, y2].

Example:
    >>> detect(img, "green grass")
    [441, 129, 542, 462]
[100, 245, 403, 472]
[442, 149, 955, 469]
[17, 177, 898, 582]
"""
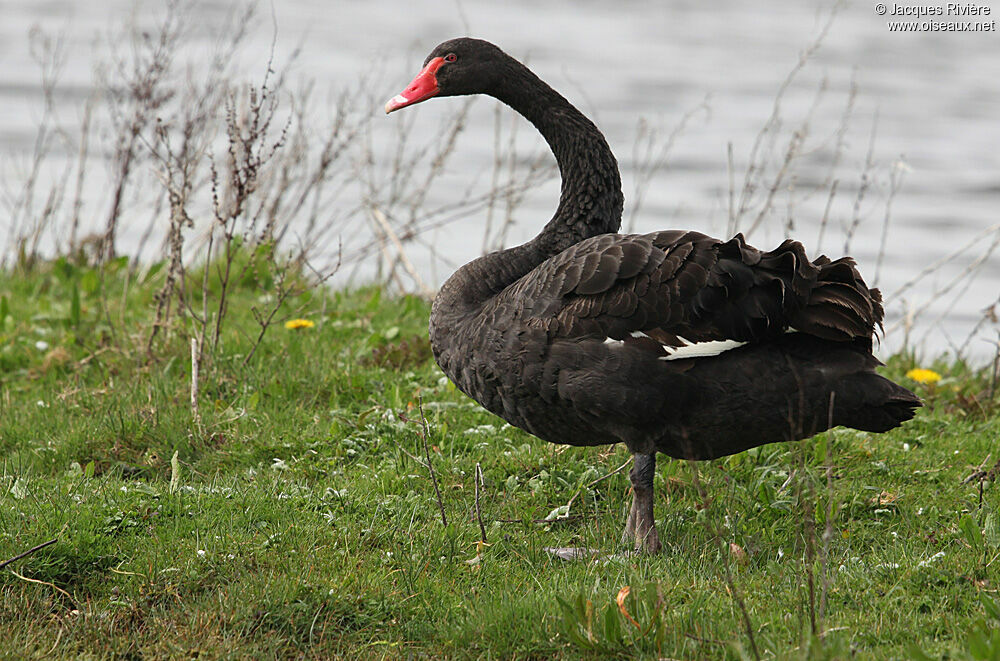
[1, 259, 999, 660]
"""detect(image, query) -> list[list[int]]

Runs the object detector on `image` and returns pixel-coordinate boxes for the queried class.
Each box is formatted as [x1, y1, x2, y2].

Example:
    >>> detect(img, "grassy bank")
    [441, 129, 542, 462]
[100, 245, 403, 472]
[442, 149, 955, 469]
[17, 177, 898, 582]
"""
[1, 259, 999, 660]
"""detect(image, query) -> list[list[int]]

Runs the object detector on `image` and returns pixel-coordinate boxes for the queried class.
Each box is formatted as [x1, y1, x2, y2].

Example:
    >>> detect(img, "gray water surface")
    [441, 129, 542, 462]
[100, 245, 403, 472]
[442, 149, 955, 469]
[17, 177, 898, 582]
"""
[2, 0, 999, 360]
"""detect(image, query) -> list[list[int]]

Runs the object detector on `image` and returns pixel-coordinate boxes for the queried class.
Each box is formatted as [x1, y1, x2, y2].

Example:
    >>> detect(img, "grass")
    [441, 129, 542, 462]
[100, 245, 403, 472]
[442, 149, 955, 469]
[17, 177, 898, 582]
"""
[1, 258, 999, 660]
[4, 4, 999, 658]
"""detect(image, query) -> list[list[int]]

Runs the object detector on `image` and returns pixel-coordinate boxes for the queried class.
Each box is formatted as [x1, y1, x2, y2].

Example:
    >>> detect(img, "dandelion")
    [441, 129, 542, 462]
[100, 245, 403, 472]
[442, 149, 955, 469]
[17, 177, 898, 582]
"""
[284, 318, 315, 330]
[35, 340, 49, 351]
[905, 368, 941, 384]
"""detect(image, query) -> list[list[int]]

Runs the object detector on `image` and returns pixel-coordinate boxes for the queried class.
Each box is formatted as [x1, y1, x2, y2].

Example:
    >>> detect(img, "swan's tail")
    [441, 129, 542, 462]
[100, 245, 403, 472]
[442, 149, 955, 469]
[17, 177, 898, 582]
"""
[700, 235, 883, 345]
[790, 253, 884, 343]
[834, 371, 921, 433]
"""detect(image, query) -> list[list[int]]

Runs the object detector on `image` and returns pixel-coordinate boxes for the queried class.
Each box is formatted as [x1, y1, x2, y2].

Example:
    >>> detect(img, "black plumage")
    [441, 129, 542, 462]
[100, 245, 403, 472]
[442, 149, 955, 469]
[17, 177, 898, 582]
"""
[387, 38, 920, 553]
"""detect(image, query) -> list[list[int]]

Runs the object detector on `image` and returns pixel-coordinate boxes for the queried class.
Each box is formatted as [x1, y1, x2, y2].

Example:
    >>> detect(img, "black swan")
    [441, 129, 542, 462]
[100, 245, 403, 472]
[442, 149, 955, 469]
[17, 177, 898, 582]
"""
[385, 38, 920, 553]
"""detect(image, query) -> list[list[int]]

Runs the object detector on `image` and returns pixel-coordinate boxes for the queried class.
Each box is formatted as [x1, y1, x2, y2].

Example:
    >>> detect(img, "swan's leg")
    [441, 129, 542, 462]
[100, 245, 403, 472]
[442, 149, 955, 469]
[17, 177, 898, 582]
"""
[622, 453, 661, 554]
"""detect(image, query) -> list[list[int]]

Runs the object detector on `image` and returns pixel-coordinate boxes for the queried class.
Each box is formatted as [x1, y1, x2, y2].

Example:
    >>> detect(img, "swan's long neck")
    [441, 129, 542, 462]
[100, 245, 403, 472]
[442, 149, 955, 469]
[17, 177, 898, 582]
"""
[433, 58, 623, 322]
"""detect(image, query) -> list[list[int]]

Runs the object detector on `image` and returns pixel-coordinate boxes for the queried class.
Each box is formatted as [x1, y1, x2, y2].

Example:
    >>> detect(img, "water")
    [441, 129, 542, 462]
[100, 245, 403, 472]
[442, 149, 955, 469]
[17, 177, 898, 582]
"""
[2, 0, 999, 360]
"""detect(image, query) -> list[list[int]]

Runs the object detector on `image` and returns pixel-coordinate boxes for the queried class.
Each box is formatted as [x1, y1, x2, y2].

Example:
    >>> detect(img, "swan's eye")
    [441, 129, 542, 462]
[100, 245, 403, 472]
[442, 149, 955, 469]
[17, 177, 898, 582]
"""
[444, 53, 458, 63]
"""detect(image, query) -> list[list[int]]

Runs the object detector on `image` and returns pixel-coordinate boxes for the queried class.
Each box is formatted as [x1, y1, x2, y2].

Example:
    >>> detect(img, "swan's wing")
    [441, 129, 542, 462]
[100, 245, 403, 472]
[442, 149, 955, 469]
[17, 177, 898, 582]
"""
[503, 230, 882, 352]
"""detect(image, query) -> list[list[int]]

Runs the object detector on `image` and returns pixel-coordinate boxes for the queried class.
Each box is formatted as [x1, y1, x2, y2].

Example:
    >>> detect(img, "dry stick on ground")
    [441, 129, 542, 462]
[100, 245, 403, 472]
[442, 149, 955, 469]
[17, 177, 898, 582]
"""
[962, 454, 1000, 485]
[0, 538, 57, 571]
[417, 396, 447, 527]
[474, 463, 487, 543]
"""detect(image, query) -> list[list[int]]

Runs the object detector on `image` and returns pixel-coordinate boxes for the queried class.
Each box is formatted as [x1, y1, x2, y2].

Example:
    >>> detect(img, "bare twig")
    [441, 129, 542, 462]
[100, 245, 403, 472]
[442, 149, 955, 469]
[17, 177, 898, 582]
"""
[962, 454, 1000, 485]
[0, 538, 58, 570]
[626, 97, 710, 233]
[475, 463, 487, 543]
[370, 206, 433, 297]
[873, 158, 907, 285]
[815, 179, 839, 254]
[733, 7, 839, 235]
[886, 223, 1000, 340]
[417, 396, 447, 527]
[843, 112, 879, 254]
[190, 337, 201, 430]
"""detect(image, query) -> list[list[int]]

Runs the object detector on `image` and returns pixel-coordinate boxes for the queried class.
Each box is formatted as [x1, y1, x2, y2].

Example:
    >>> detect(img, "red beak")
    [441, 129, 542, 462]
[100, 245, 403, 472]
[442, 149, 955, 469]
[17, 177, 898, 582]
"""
[385, 57, 445, 114]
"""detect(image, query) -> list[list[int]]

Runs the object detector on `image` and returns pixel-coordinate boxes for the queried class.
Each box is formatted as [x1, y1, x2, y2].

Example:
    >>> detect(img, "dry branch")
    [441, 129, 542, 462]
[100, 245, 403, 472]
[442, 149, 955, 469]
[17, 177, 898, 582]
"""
[0, 538, 58, 571]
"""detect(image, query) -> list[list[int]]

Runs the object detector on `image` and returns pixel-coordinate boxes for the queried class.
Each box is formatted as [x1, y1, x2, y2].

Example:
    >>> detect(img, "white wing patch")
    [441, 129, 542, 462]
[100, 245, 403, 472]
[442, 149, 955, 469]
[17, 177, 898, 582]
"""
[660, 339, 747, 361]
[603, 333, 747, 360]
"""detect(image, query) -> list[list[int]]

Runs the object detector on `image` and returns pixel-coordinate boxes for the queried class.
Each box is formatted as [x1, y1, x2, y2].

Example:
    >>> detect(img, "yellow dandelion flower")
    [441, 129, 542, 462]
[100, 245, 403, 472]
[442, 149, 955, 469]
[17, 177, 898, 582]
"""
[284, 318, 315, 330]
[905, 368, 941, 384]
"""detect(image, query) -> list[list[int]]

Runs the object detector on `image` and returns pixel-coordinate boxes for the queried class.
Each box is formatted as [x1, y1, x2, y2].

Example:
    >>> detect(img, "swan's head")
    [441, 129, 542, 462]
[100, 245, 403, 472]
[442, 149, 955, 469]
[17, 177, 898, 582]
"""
[385, 38, 508, 114]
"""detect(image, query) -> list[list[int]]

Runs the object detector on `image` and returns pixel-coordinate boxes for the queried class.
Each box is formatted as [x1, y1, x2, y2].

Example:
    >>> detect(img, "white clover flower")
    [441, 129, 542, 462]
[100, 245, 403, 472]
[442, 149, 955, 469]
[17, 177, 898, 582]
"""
[917, 551, 945, 568]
